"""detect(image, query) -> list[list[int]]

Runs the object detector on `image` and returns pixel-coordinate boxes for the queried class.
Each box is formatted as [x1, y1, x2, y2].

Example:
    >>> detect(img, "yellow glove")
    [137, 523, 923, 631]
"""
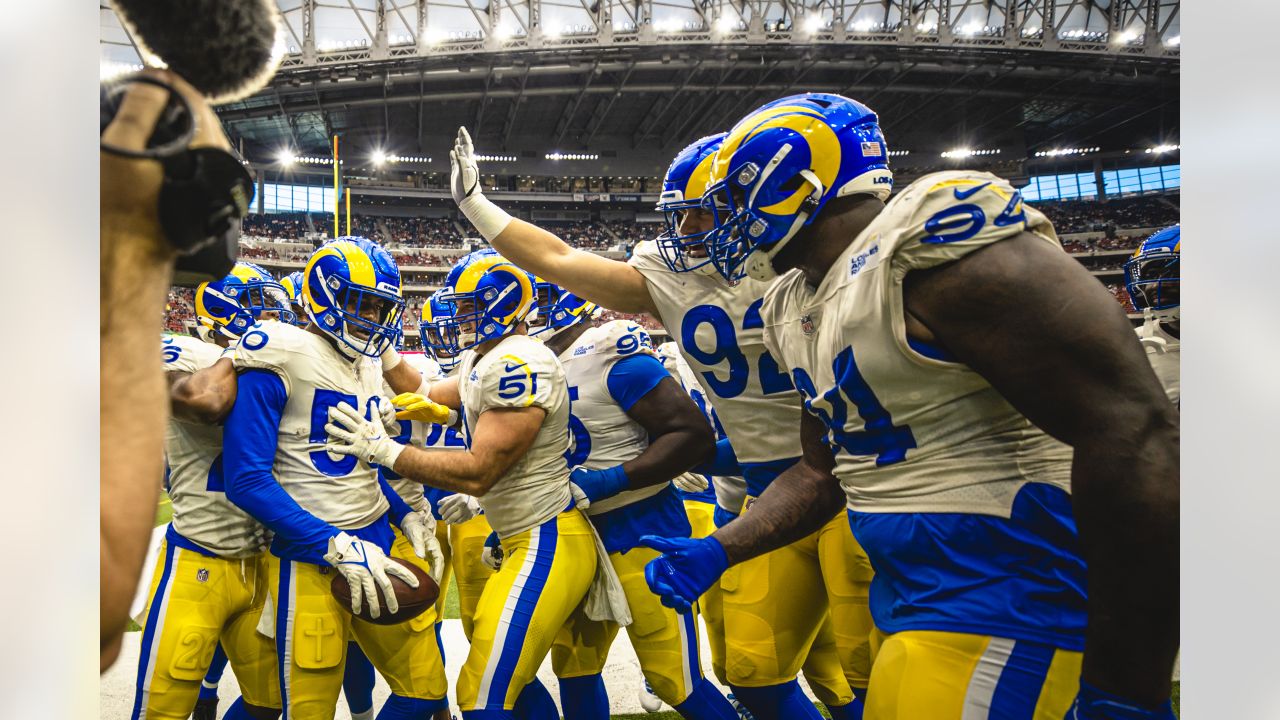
[392, 392, 454, 425]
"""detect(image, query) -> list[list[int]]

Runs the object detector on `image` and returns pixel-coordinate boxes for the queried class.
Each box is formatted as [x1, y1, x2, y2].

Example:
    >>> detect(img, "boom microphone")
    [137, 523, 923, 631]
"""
[110, 0, 283, 103]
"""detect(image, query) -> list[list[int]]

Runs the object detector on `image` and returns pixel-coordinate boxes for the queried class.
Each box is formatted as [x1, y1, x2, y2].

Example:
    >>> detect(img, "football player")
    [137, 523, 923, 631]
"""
[323, 253, 624, 720]
[136, 263, 288, 720]
[279, 270, 308, 326]
[223, 237, 450, 720]
[642, 94, 1179, 718]
[448, 127, 870, 719]
[519, 282, 735, 720]
[1124, 225, 1180, 405]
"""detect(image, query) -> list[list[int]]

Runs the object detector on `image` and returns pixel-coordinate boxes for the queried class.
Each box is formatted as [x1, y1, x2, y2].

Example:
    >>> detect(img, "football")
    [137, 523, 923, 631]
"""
[330, 557, 439, 625]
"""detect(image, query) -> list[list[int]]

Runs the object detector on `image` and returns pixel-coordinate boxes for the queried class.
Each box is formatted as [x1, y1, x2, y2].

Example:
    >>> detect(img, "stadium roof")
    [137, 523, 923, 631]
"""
[101, 0, 1179, 168]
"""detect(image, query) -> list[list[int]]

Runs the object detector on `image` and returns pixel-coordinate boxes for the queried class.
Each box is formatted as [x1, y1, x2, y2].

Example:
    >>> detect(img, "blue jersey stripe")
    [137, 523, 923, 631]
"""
[131, 541, 178, 720]
[989, 640, 1057, 718]
[485, 519, 559, 708]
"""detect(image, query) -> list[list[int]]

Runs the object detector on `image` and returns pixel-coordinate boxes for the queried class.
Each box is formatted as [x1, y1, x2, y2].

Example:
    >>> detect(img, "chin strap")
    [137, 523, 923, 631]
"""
[744, 169, 823, 282]
[1138, 309, 1168, 353]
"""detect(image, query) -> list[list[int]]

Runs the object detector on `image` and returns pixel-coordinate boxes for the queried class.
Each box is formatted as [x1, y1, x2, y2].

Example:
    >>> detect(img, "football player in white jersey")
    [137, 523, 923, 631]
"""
[222, 237, 450, 720]
[323, 253, 624, 720]
[642, 94, 1180, 719]
[1124, 225, 1180, 406]
[136, 263, 289, 720]
[447, 127, 870, 720]
[516, 283, 736, 720]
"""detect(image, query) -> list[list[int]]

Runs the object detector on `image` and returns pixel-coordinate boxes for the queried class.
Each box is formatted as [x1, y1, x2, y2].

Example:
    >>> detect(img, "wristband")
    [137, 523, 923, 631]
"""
[459, 194, 515, 242]
[381, 345, 403, 373]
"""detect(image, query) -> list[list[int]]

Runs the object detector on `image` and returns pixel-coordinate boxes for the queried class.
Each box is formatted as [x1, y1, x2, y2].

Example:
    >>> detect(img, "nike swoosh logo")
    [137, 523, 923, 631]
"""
[953, 182, 991, 200]
[503, 362, 527, 372]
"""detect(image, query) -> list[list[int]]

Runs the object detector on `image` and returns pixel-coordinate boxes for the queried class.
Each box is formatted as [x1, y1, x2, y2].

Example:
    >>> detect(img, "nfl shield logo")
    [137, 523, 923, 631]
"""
[801, 315, 815, 335]
[196, 569, 209, 583]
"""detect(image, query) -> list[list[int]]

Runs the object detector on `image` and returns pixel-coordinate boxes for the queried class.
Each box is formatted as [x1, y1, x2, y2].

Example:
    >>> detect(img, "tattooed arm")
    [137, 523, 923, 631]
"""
[712, 410, 845, 564]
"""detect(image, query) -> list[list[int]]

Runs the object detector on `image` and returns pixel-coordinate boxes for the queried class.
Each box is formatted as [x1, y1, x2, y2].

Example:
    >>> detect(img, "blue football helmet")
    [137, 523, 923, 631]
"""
[1124, 225, 1180, 318]
[302, 237, 406, 357]
[440, 252, 535, 352]
[279, 270, 308, 326]
[655, 133, 727, 275]
[419, 288, 463, 371]
[529, 279, 599, 338]
[701, 93, 893, 281]
[195, 262, 296, 341]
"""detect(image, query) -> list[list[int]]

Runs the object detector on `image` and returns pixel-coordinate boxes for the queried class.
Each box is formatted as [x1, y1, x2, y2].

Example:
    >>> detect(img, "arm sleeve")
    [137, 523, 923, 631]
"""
[695, 437, 742, 477]
[224, 369, 339, 556]
[378, 473, 413, 526]
[605, 353, 670, 412]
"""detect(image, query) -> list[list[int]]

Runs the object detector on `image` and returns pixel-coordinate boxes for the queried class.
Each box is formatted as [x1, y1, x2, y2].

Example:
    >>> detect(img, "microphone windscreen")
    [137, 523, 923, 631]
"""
[110, 0, 283, 103]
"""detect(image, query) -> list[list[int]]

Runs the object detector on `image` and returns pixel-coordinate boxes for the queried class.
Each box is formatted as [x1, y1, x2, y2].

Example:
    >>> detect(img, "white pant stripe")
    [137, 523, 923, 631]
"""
[960, 636, 1016, 720]
[474, 525, 542, 711]
[137, 547, 183, 719]
[281, 561, 297, 717]
[677, 610, 695, 701]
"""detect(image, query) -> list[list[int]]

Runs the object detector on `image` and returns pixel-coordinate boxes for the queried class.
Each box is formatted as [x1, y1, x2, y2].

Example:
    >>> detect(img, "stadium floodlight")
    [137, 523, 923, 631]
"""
[887, 150, 910, 158]
[279, 151, 297, 167]
[372, 150, 387, 167]
[543, 24, 561, 38]
[1145, 144, 1179, 154]
[941, 148, 1001, 159]
[1166, 35, 1180, 46]
[803, 14, 824, 34]
[959, 22, 982, 36]
[850, 18, 876, 33]
[1117, 28, 1140, 44]
[715, 15, 738, 33]
[421, 27, 446, 46]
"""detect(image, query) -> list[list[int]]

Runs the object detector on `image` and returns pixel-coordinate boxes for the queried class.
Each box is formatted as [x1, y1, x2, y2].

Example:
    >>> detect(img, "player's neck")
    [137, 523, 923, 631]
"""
[475, 323, 528, 357]
[777, 195, 884, 288]
[543, 321, 594, 356]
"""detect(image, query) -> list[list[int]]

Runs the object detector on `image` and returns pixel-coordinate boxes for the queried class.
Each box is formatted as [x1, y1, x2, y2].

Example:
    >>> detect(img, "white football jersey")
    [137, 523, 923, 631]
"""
[630, 241, 803, 465]
[559, 320, 662, 515]
[382, 353, 466, 512]
[663, 342, 746, 512]
[458, 333, 572, 538]
[233, 323, 391, 530]
[762, 171, 1074, 516]
[1136, 321, 1180, 407]
[162, 334, 265, 558]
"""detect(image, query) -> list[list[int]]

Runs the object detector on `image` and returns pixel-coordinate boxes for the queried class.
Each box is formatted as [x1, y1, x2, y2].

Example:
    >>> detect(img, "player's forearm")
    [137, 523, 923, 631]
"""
[1073, 411, 1180, 705]
[169, 359, 237, 424]
[712, 460, 845, 565]
[621, 425, 715, 489]
[391, 445, 500, 497]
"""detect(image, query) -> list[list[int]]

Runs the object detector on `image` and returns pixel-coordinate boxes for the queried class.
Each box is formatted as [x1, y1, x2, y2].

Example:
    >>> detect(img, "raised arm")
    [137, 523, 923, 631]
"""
[449, 127, 657, 315]
[903, 231, 1179, 707]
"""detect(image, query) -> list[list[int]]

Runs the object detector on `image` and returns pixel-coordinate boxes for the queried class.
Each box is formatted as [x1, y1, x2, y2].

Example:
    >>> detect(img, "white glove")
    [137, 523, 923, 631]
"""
[376, 396, 401, 437]
[324, 402, 406, 468]
[451, 127, 513, 240]
[450, 126, 482, 205]
[439, 494, 482, 525]
[324, 532, 419, 620]
[568, 482, 592, 511]
[400, 510, 446, 585]
[672, 472, 710, 493]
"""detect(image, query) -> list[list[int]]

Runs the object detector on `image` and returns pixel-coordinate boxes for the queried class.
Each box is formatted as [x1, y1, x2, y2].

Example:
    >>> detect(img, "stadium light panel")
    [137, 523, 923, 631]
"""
[422, 27, 446, 45]
[279, 151, 297, 166]
[715, 15, 738, 33]
[372, 150, 387, 167]
[803, 15, 824, 34]
[850, 19, 876, 33]
[959, 22, 981, 36]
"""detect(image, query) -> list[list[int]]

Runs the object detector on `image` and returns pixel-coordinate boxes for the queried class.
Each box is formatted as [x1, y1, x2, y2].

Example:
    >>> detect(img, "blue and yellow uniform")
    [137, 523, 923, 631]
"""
[453, 332, 604, 717]
[133, 334, 280, 720]
[224, 238, 448, 720]
[761, 169, 1085, 718]
[550, 321, 735, 718]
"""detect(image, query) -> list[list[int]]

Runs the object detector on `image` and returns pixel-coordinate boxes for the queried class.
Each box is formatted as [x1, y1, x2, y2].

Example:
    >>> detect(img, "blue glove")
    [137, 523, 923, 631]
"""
[570, 465, 630, 505]
[1065, 680, 1176, 719]
[638, 534, 729, 613]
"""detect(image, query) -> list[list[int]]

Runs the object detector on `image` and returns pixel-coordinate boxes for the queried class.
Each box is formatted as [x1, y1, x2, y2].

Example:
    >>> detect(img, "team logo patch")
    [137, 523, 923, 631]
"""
[861, 141, 882, 157]
[849, 244, 880, 277]
[196, 569, 210, 583]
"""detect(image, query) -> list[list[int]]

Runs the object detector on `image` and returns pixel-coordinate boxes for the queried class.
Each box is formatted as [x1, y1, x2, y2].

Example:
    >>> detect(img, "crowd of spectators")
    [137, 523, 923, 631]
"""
[541, 221, 616, 250]
[163, 288, 196, 335]
[393, 252, 455, 268]
[1036, 194, 1178, 235]
[381, 216, 465, 247]
[241, 212, 314, 238]
[1061, 234, 1145, 255]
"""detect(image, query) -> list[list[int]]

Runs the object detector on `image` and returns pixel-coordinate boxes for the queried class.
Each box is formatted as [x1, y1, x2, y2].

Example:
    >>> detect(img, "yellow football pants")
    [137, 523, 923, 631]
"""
[132, 540, 280, 719]
[267, 532, 447, 720]
[552, 544, 709, 706]
[684, 500, 729, 686]
[457, 509, 597, 713]
[865, 629, 1081, 720]
[432, 518, 453, 620]
[722, 502, 874, 689]
[448, 513, 495, 640]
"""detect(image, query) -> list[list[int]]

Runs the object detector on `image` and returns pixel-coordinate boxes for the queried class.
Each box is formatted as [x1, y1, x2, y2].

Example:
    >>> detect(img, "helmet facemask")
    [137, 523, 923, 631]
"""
[1124, 252, 1180, 321]
[308, 269, 405, 358]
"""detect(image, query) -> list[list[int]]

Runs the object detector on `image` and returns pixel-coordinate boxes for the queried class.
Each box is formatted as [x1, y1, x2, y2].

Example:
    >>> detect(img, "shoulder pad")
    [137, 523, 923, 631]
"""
[884, 170, 1056, 271]
[626, 240, 665, 273]
[231, 322, 312, 377]
[162, 334, 221, 374]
